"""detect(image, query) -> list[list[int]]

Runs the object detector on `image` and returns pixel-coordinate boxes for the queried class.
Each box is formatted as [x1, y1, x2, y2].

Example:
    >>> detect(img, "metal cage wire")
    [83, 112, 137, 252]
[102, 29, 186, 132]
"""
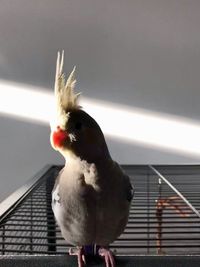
[0, 165, 200, 256]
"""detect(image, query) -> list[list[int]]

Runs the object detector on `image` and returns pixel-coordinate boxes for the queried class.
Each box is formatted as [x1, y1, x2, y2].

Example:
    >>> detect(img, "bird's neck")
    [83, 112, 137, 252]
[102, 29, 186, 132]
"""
[62, 143, 111, 165]
[63, 150, 112, 169]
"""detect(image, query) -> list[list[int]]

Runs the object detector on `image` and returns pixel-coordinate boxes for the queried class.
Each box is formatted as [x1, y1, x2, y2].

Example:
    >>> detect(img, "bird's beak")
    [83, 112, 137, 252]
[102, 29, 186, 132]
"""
[52, 126, 69, 148]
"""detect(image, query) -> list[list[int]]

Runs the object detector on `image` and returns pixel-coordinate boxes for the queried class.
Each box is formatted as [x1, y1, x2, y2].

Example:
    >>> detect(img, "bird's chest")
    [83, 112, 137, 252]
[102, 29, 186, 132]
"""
[52, 175, 97, 245]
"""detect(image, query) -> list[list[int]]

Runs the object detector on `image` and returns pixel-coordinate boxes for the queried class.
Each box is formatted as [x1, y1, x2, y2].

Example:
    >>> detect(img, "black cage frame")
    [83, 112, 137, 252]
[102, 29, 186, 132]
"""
[0, 164, 200, 267]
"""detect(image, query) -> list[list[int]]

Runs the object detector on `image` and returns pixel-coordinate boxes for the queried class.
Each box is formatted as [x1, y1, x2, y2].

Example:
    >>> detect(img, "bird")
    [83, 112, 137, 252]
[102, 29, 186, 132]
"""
[50, 51, 133, 267]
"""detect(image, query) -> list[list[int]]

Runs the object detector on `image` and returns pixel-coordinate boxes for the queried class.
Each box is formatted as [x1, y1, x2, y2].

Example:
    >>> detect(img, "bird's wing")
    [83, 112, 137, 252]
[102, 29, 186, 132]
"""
[110, 161, 134, 203]
[124, 174, 134, 202]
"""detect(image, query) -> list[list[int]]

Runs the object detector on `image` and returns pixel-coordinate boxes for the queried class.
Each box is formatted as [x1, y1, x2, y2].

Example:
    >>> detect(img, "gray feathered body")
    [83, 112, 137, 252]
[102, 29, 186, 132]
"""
[52, 157, 133, 246]
[51, 51, 133, 249]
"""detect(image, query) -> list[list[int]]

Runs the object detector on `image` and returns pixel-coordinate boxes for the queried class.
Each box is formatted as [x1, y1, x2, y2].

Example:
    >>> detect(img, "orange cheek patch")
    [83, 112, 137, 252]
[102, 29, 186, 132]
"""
[52, 129, 68, 148]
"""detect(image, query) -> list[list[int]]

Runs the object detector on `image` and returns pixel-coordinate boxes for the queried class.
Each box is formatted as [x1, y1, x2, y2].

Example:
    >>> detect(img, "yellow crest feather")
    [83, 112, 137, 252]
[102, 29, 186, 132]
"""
[55, 50, 81, 114]
[50, 51, 81, 130]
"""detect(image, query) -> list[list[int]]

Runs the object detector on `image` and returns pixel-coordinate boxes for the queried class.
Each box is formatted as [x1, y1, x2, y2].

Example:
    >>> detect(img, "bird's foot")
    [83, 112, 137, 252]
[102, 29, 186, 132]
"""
[69, 247, 86, 267]
[98, 247, 115, 267]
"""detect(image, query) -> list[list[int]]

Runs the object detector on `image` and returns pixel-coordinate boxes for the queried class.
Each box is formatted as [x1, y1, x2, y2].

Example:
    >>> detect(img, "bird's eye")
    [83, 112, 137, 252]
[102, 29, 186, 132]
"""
[75, 122, 82, 130]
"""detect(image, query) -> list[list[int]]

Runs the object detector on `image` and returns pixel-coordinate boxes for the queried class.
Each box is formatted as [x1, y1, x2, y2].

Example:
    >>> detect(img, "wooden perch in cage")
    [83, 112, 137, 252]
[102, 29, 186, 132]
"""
[156, 196, 191, 255]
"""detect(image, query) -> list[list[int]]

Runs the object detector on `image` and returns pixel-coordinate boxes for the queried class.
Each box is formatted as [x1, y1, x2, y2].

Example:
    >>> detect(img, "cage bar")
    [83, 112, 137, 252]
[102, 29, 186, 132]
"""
[0, 165, 200, 261]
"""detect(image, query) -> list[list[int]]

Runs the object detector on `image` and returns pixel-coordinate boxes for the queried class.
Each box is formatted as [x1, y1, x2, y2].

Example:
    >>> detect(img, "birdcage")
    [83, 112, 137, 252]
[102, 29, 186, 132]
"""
[0, 165, 200, 266]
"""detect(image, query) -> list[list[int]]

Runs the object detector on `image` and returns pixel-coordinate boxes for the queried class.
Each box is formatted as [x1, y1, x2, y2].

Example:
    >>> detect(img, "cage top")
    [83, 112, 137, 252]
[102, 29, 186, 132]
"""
[1, 164, 200, 257]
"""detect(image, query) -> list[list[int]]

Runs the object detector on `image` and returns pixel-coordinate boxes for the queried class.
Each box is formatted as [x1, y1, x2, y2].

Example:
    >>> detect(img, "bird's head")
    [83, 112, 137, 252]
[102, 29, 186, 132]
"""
[50, 51, 110, 162]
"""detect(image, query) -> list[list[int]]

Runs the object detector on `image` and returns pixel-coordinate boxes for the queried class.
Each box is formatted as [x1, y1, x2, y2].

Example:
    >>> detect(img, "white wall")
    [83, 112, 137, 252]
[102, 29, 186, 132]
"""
[1, 0, 200, 202]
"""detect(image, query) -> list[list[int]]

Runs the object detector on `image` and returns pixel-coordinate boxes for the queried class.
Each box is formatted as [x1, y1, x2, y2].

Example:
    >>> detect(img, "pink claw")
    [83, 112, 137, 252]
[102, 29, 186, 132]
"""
[69, 247, 86, 267]
[98, 247, 116, 267]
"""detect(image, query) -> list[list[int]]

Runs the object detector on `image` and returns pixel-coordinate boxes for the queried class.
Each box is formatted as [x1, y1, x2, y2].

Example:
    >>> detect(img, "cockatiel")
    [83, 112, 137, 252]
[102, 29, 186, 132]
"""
[50, 51, 133, 267]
